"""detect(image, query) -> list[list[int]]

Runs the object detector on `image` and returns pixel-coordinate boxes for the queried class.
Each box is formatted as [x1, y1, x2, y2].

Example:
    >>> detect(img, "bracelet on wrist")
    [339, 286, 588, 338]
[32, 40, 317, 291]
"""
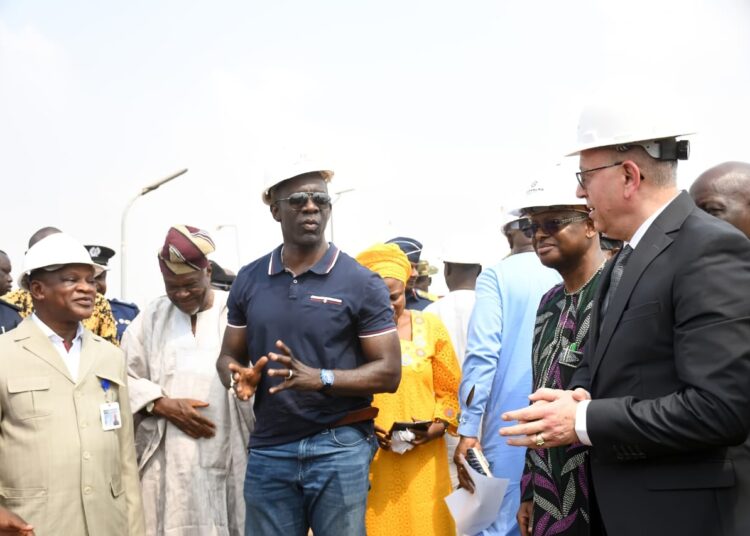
[434, 419, 449, 433]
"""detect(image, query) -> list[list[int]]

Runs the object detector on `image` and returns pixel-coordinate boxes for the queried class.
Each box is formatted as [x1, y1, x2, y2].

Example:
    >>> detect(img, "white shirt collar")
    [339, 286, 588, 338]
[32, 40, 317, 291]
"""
[627, 192, 680, 250]
[31, 313, 84, 342]
[30, 313, 84, 381]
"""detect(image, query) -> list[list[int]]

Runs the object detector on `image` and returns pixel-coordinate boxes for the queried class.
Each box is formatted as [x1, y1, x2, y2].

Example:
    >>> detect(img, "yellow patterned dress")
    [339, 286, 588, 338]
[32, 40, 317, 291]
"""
[366, 310, 461, 536]
[1, 289, 118, 345]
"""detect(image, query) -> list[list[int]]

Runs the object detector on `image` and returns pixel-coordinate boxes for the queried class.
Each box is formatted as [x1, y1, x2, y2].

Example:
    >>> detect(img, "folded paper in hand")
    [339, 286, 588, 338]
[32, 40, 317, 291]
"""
[390, 430, 415, 454]
[444, 455, 508, 535]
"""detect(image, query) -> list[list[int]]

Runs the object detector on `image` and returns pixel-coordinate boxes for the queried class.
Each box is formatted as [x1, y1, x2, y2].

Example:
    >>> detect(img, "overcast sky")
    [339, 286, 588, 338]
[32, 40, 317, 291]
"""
[2, 0, 749, 304]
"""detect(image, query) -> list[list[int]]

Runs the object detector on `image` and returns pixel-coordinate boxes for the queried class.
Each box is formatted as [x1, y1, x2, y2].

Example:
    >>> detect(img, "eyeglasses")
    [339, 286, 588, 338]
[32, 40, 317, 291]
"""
[523, 213, 589, 238]
[575, 161, 623, 188]
[274, 191, 332, 209]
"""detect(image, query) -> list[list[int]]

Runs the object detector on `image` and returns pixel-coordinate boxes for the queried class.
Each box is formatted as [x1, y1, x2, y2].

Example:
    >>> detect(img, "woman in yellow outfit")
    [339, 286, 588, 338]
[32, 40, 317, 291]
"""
[357, 243, 461, 536]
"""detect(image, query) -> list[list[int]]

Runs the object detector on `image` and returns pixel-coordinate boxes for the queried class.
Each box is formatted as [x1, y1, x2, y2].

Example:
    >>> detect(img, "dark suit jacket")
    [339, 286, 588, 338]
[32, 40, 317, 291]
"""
[572, 191, 750, 536]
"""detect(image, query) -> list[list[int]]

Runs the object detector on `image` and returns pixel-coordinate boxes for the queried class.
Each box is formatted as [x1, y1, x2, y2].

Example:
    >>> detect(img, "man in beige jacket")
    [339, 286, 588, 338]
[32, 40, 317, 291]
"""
[0, 232, 145, 535]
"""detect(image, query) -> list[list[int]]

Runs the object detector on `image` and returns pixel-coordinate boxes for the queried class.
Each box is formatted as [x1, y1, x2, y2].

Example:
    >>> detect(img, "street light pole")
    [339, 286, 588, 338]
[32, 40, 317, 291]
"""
[216, 224, 242, 268]
[120, 168, 188, 299]
[329, 188, 355, 243]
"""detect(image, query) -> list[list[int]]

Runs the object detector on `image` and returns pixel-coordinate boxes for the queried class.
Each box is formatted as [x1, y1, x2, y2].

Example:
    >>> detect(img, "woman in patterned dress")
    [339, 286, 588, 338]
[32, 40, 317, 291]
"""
[514, 183, 607, 536]
[356, 243, 461, 536]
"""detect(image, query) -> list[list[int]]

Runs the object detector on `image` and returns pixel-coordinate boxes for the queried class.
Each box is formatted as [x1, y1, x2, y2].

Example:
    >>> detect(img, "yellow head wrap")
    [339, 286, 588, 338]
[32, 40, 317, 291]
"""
[356, 243, 412, 285]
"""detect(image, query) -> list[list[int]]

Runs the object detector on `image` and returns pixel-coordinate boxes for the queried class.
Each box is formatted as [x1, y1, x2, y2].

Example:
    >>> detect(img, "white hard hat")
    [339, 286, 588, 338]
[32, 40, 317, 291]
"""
[19, 233, 106, 289]
[511, 162, 586, 216]
[500, 212, 525, 228]
[261, 155, 334, 205]
[439, 235, 482, 265]
[566, 96, 693, 158]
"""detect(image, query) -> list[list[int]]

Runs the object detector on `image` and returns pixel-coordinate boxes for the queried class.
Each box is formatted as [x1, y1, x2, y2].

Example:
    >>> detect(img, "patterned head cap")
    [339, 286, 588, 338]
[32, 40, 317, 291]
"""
[158, 225, 215, 276]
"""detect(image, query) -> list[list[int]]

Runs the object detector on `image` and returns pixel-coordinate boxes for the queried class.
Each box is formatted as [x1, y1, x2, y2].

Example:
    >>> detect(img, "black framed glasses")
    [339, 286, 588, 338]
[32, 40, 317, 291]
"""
[576, 161, 623, 188]
[274, 191, 332, 209]
[523, 213, 589, 238]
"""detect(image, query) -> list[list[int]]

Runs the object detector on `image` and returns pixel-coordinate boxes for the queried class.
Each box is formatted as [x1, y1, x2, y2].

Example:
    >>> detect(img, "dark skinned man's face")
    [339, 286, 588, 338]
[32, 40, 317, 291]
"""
[270, 174, 331, 249]
[30, 264, 97, 322]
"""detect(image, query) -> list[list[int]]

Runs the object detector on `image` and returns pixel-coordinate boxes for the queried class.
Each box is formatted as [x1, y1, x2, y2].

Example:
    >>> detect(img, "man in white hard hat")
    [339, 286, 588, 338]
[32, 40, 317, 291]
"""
[511, 169, 606, 536]
[425, 237, 482, 489]
[0, 232, 145, 535]
[501, 100, 750, 536]
[216, 159, 401, 536]
[3, 227, 119, 345]
[453, 184, 561, 536]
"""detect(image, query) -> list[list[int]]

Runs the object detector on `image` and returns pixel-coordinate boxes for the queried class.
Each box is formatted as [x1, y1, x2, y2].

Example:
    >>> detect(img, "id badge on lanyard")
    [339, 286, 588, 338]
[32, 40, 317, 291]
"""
[99, 378, 122, 431]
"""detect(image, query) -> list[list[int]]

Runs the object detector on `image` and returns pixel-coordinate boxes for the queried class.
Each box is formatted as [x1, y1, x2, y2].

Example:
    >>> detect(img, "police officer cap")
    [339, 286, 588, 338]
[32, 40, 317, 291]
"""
[386, 236, 422, 264]
[85, 245, 116, 266]
[416, 260, 438, 277]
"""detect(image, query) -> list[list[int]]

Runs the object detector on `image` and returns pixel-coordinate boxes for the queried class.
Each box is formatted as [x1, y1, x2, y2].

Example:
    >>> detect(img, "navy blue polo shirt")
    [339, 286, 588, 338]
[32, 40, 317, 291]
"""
[227, 243, 396, 448]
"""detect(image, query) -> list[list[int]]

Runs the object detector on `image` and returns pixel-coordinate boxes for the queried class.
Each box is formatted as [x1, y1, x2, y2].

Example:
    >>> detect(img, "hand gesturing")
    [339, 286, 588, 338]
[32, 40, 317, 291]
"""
[228, 356, 269, 400]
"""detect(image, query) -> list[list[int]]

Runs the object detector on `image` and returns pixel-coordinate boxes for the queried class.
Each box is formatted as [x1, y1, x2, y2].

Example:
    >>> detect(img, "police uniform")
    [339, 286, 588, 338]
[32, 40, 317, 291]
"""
[109, 298, 140, 341]
[386, 236, 438, 311]
[407, 288, 436, 310]
[0, 299, 22, 333]
[86, 245, 140, 342]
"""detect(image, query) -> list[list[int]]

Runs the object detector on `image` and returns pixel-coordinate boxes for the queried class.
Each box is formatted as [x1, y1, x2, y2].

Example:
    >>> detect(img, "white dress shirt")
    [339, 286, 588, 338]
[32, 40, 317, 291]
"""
[575, 192, 679, 445]
[31, 313, 84, 382]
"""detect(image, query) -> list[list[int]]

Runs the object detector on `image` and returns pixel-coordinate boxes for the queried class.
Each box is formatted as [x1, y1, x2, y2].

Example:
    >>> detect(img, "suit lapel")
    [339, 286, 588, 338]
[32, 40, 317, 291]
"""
[14, 318, 75, 383]
[77, 329, 101, 382]
[590, 255, 616, 345]
[590, 191, 695, 381]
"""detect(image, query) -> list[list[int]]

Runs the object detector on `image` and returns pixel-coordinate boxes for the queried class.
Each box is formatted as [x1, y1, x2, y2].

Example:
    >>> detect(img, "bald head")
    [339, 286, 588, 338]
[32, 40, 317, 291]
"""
[690, 161, 750, 238]
[28, 226, 62, 248]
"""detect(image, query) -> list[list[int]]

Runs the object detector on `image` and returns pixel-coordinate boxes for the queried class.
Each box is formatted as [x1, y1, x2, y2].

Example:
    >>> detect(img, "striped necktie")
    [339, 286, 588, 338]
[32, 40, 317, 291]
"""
[601, 244, 633, 320]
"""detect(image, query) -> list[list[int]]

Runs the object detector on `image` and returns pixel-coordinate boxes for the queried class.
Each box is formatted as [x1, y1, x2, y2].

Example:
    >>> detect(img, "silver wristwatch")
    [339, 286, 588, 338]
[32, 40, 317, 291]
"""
[320, 369, 334, 392]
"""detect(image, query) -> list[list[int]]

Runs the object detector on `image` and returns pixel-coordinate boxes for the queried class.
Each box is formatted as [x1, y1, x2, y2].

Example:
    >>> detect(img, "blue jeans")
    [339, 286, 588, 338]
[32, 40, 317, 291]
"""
[244, 425, 377, 536]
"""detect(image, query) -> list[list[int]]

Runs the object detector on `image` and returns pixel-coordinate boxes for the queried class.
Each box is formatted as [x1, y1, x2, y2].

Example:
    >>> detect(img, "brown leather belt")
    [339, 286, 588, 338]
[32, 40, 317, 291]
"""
[330, 406, 379, 428]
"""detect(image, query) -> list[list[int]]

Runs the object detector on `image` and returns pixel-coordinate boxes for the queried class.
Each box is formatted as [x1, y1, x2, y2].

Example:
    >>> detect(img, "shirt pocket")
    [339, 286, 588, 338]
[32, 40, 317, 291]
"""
[94, 370, 125, 403]
[300, 293, 352, 335]
[620, 300, 661, 323]
[7, 376, 52, 420]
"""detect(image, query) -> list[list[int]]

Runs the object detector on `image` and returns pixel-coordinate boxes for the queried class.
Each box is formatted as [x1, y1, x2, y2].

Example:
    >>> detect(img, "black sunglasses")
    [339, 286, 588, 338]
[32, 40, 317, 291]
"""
[523, 213, 589, 238]
[274, 191, 332, 208]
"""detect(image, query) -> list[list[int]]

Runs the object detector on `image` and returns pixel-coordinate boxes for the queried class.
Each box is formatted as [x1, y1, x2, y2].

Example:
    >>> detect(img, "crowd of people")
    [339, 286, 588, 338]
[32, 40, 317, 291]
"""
[1, 98, 750, 536]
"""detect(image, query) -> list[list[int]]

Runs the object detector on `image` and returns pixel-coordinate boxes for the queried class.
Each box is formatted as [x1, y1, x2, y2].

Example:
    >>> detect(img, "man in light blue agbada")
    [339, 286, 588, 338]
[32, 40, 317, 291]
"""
[454, 214, 561, 536]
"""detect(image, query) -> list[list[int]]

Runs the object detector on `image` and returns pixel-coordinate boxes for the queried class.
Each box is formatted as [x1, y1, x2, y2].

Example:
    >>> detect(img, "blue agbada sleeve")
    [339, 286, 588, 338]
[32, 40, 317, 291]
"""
[457, 267, 504, 437]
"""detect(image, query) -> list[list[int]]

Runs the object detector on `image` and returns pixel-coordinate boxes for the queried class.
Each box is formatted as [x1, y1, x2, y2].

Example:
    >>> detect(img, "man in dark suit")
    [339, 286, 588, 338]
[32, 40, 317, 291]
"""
[499, 101, 750, 536]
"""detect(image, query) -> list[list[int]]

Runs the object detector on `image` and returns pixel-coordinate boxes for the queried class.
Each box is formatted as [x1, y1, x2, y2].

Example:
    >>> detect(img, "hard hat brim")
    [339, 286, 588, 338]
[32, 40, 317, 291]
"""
[565, 132, 695, 157]
[262, 169, 334, 205]
[510, 203, 588, 217]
